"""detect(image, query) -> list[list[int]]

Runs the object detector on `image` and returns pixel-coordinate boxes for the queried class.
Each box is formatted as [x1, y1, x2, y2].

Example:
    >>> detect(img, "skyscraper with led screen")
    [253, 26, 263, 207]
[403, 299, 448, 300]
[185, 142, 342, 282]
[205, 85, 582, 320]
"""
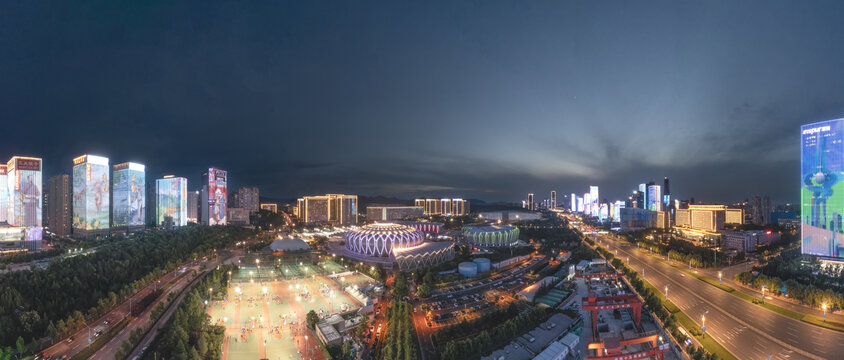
[0, 165, 7, 224]
[157, 176, 187, 227]
[112, 162, 145, 230]
[589, 186, 599, 216]
[201, 168, 227, 225]
[6, 157, 42, 242]
[801, 119, 844, 259]
[647, 185, 662, 211]
[72, 155, 110, 236]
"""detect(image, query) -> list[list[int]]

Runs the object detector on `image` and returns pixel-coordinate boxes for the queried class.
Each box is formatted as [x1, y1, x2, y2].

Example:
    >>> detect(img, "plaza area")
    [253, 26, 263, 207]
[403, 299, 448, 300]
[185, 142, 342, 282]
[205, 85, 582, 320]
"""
[207, 261, 376, 360]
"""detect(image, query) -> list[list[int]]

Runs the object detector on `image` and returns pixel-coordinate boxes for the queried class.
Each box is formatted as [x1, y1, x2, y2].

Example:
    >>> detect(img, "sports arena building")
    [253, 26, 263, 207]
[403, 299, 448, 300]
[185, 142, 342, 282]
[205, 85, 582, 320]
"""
[343, 223, 454, 271]
[395, 221, 443, 235]
[463, 225, 520, 247]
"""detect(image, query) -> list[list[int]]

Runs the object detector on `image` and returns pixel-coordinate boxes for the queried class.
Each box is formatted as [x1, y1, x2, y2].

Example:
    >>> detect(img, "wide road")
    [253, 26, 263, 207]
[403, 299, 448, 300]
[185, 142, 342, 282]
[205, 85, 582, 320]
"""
[585, 229, 844, 360]
[43, 265, 185, 359]
[89, 267, 196, 360]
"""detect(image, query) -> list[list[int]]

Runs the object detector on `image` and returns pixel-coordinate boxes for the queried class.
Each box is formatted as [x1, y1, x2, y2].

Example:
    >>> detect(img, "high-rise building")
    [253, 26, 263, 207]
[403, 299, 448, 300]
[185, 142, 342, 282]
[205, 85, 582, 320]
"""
[638, 183, 647, 208]
[260, 203, 278, 213]
[72, 155, 109, 237]
[801, 119, 844, 259]
[751, 196, 761, 225]
[111, 162, 145, 231]
[156, 176, 188, 227]
[583, 193, 591, 214]
[576, 196, 584, 212]
[663, 177, 671, 209]
[236, 186, 260, 214]
[550, 190, 556, 210]
[187, 190, 200, 223]
[570, 192, 576, 212]
[201, 167, 227, 226]
[762, 196, 771, 225]
[612, 200, 625, 222]
[366, 205, 424, 221]
[47, 174, 72, 237]
[6, 157, 43, 242]
[296, 194, 358, 225]
[647, 184, 662, 211]
[589, 186, 599, 216]
[145, 180, 156, 227]
[0, 164, 7, 224]
[527, 193, 534, 211]
[413, 198, 470, 216]
[599, 203, 609, 221]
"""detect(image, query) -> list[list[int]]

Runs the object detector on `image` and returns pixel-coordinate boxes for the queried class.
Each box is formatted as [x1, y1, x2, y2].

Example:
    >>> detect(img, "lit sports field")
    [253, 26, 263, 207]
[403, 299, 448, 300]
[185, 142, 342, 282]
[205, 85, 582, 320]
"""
[207, 261, 376, 360]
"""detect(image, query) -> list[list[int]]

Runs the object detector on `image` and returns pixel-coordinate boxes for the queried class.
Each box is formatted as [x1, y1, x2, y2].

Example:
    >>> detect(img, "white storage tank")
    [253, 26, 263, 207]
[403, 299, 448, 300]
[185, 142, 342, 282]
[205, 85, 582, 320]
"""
[473, 258, 491, 273]
[458, 262, 478, 278]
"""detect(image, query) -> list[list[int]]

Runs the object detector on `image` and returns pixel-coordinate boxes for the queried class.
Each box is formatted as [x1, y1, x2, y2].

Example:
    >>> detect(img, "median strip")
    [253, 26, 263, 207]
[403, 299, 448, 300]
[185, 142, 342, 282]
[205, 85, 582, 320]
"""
[635, 247, 844, 332]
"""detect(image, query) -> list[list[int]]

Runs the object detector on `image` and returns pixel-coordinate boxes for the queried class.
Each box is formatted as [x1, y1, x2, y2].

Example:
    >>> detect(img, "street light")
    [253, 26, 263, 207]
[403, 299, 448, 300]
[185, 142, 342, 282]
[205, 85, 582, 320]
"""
[718, 271, 723, 285]
[761, 285, 767, 304]
[701, 311, 709, 338]
[823, 302, 828, 322]
[665, 284, 669, 299]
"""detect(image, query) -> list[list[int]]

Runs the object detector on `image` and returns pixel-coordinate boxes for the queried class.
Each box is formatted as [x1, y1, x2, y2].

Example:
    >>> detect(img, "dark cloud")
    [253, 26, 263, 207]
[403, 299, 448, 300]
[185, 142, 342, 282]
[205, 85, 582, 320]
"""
[1, 1, 844, 204]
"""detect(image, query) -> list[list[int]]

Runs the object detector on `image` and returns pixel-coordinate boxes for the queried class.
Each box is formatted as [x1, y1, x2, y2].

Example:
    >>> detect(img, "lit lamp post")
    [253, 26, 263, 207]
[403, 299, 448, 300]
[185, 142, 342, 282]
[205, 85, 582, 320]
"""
[665, 284, 669, 299]
[718, 271, 723, 285]
[823, 303, 828, 322]
[762, 285, 767, 304]
[701, 311, 709, 338]
[208, 287, 213, 305]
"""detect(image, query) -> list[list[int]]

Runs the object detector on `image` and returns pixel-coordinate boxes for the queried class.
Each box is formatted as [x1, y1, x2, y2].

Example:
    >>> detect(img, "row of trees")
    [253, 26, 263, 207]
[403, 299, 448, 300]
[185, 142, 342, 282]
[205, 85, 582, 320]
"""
[433, 303, 519, 345]
[143, 265, 235, 360]
[439, 307, 550, 360]
[735, 271, 844, 310]
[0, 226, 252, 350]
[378, 301, 418, 360]
[0, 248, 63, 265]
[759, 248, 844, 293]
[631, 233, 731, 268]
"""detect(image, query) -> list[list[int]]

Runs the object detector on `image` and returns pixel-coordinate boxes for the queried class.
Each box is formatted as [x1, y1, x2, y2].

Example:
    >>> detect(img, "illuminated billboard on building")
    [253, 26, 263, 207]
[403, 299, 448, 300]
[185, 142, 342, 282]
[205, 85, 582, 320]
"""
[72, 155, 110, 231]
[112, 162, 145, 227]
[205, 168, 227, 225]
[647, 185, 662, 211]
[0, 165, 7, 224]
[802, 119, 844, 259]
[7, 157, 43, 241]
[157, 177, 187, 227]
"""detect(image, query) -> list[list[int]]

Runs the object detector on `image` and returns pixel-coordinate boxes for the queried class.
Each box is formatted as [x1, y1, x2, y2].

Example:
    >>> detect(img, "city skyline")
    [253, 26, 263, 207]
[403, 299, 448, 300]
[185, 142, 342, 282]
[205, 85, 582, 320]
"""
[5, 2, 844, 204]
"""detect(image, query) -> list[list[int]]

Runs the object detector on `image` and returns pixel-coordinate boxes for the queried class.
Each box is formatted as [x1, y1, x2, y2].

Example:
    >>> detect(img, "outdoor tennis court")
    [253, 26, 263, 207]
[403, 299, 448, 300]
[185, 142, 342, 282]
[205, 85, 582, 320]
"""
[208, 262, 368, 360]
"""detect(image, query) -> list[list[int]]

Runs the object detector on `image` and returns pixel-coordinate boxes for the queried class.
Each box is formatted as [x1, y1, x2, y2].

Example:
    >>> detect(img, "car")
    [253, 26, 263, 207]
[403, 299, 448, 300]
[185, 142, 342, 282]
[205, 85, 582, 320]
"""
[66, 336, 75, 343]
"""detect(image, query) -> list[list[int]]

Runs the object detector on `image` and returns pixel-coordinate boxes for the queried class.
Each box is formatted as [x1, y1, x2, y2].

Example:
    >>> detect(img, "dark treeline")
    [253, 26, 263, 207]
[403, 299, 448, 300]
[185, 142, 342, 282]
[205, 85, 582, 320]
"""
[0, 226, 252, 349]
[433, 303, 519, 344]
[143, 265, 235, 360]
[439, 307, 550, 360]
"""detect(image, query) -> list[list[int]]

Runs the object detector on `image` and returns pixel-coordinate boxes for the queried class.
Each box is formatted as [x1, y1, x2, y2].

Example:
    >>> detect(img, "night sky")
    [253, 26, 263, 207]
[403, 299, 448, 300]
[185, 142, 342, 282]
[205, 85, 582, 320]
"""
[3, 1, 844, 204]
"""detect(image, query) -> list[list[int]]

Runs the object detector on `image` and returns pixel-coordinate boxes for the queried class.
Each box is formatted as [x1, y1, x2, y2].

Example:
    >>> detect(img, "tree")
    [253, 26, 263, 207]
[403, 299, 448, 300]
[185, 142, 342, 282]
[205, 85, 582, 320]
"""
[341, 340, 352, 359]
[306, 310, 320, 330]
[14, 336, 24, 356]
